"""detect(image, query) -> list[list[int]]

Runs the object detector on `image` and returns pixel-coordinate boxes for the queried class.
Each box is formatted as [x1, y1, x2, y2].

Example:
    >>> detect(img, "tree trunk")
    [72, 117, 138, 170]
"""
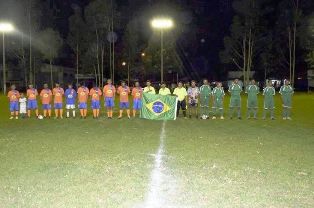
[94, 65, 98, 86]
[242, 33, 247, 84]
[76, 43, 79, 86]
[50, 59, 53, 88]
[28, 0, 32, 84]
[288, 27, 292, 83]
[101, 46, 104, 86]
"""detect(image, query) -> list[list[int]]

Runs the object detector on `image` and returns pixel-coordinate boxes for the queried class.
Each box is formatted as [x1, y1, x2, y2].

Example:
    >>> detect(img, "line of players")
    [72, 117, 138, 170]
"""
[6, 78, 294, 120]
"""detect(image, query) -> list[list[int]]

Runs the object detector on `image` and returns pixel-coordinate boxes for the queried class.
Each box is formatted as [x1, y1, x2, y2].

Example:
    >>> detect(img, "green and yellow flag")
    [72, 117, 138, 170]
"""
[140, 93, 178, 120]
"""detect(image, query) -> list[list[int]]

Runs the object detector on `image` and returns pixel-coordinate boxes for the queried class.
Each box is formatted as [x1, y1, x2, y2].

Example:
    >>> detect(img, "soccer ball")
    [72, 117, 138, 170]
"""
[38, 115, 44, 120]
[201, 115, 207, 120]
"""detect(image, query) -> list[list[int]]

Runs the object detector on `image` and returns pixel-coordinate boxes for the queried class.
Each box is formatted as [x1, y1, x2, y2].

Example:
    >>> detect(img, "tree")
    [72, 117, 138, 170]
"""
[68, 5, 88, 86]
[220, 0, 269, 85]
[36, 28, 63, 87]
[300, 14, 314, 69]
[85, 0, 116, 86]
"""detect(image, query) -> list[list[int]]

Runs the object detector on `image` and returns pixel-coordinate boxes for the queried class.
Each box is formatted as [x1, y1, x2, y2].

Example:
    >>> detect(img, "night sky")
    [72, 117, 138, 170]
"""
[47, 0, 233, 79]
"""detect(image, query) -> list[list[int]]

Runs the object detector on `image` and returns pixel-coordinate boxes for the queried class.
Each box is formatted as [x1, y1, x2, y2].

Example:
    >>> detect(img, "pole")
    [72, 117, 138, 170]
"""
[127, 62, 130, 85]
[161, 29, 164, 82]
[2, 32, 6, 93]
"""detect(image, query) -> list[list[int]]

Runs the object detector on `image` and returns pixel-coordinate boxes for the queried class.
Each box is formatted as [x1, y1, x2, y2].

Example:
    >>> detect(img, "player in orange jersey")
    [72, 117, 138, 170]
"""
[7, 85, 20, 119]
[90, 85, 102, 118]
[26, 84, 39, 118]
[103, 79, 116, 119]
[53, 83, 65, 119]
[131, 81, 143, 117]
[117, 80, 130, 119]
[77, 83, 89, 118]
[40, 83, 53, 118]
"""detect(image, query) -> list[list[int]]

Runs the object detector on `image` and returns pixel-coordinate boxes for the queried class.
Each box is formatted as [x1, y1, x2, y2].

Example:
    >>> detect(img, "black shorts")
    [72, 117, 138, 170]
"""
[177, 100, 187, 110]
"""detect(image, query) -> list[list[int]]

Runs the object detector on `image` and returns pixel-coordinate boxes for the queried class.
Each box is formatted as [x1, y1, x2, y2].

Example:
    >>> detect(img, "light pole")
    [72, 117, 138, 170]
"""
[0, 23, 14, 93]
[151, 18, 173, 82]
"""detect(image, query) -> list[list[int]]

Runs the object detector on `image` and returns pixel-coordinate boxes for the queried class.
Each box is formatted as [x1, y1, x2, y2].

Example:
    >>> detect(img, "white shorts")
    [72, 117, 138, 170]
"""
[66, 104, 76, 110]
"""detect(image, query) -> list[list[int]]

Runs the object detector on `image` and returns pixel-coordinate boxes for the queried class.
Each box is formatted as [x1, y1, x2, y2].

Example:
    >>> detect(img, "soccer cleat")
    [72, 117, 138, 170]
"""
[283, 117, 287, 120]
[128, 116, 131, 119]
[15, 117, 19, 120]
[287, 117, 292, 120]
[118, 116, 122, 119]
[9, 117, 14, 120]
[271, 117, 275, 120]
[212, 116, 216, 120]
[238, 117, 242, 120]
[220, 116, 224, 120]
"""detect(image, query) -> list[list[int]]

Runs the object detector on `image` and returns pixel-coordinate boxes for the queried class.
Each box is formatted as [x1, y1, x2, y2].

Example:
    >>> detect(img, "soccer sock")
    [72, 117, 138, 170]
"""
[133, 110, 136, 117]
[237, 108, 241, 118]
[28, 110, 31, 117]
[270, 109, 274, 118]
[96, 109, 100, 117]
[44, 110, 47, 117]
[107, 111, 110, 117]
[67, 110, 70, 117]
[220, 109, 223, 117]
[127, 109, 130, 117]
[84, 109, 87, 117]
[263, 110, 266, 118]
[287, 108, 291, 117]
[183, 110, 186, 117]
[80, 109, 83, 117]
[229, 108, 233, 118]
[253, 108, 257, 118]
[35, 109, 39, 117]
[55, 110, 58, 118]
[119, 110, 123, 117]
[72, 110, 76, 117]
[60, 110, 63, 118]
[48, 110, 51, 117]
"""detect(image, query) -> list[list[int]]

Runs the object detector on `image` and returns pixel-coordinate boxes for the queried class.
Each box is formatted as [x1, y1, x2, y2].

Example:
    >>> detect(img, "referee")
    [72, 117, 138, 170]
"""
[173, 81, 188, 118]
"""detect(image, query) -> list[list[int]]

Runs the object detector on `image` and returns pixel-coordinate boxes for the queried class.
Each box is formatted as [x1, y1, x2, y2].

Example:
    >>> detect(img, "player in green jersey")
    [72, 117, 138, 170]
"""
[212, 82, 225, 119]
[279, 80, 294, 120]
[199, 79, 212, 119]
[228, 79, 242, 119]
[245, 79, 259, 119]
[262, 81, 276, 120]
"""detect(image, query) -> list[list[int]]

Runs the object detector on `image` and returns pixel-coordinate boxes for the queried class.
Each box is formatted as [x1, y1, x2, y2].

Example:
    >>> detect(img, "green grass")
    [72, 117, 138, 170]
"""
[0, 93, 313, 207]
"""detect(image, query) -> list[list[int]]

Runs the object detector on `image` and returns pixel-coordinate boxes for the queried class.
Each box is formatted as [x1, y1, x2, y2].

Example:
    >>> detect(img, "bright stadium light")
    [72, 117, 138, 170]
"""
[151, 18, 173, 29]
[0, 23, 14, 32]
[150, 18, 174, 82]
[0, 22, 15, 93]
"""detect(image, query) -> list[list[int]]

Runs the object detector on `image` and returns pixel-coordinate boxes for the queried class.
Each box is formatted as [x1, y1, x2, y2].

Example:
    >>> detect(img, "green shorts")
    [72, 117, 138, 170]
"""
[200, 96, 210, 107]
[282, 96, 292, 108]
[247, 99, 258, 108]
[264, 99, 274, 109]
[213, 98, 223, 109]
[229, 97, 241, 108]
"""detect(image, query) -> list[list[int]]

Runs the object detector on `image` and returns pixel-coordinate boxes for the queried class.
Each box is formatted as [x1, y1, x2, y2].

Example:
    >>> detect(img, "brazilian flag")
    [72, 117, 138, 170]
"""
[140, 93, 178, 120]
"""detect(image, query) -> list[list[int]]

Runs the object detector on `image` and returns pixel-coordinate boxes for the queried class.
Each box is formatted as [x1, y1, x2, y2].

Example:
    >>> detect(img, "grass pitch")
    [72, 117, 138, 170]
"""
[0, 93, 313, 207]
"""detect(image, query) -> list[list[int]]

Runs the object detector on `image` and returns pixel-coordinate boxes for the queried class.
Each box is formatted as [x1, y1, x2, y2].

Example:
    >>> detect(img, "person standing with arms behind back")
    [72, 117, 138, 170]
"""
[132, 81, 143, 117]
[52, 83, 64, 119]
[279, 80, 294, 120]
[228, 79, 242, 119]
[77, 83, 89, 119]
[40, 84, 52, 118]
[187, 80, 200, 118]
[103, 79, 116, 119]
[158, 82, 171, 96]
[245, 79, 259, 119]
[199, 79, 212, 119]
[19, 93, 27, 119]
[262, 81, 276, 120]
[65, 84, 77, 118]
[173, 81, 188, 118]
[117, 80, 131, 119]
[143, 80, 156, 94]
[212, 82, 225, 120]
[26, 84, 39, 118]
[7, 85, 20, 119]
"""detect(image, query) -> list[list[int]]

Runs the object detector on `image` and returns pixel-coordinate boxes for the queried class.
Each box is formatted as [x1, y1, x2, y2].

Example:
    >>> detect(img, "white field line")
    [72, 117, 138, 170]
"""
[139, 121, 178, 208]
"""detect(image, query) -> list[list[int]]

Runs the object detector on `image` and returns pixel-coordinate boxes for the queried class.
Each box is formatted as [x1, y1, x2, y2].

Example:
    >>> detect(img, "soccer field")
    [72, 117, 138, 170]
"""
[0, 94, 313, 208]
